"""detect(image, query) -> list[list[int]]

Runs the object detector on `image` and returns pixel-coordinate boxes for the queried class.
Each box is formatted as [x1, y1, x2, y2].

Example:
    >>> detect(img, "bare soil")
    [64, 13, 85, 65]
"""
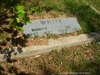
[0, 44, 100, 75]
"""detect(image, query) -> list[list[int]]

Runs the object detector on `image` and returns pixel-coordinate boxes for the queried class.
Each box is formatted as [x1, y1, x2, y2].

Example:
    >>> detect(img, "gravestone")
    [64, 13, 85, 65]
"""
[23, 17, 81, 36]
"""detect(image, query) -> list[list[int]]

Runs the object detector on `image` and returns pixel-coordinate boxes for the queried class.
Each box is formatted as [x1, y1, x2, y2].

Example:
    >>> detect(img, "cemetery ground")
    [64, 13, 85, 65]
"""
[0, 0, 100, 75]
[0, 42, 100, 75]
[0, 0, 100, 49]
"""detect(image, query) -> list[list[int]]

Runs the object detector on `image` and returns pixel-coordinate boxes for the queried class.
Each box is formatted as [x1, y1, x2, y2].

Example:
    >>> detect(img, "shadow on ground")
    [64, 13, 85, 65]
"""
[0, 12, 30, 62]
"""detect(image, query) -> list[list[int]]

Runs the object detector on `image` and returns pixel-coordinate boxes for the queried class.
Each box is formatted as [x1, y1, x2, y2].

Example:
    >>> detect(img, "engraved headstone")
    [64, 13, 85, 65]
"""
[23, 17, 81, 36]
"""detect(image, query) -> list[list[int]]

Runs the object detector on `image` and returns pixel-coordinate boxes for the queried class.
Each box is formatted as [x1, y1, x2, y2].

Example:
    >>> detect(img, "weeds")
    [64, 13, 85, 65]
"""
[63, 0, 100, 33]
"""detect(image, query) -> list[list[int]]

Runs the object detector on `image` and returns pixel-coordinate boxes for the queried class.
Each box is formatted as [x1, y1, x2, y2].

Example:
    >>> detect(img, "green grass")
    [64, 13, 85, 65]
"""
[63, 0, 100, 33]
[25, 0, 100, 33]
[87, 0, 100, 11]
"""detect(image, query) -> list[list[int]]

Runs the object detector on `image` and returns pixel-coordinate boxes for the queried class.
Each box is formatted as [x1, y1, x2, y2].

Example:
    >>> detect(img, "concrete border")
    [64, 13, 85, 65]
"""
[12, 33, 100, 58]
[0, 33, 100, 61]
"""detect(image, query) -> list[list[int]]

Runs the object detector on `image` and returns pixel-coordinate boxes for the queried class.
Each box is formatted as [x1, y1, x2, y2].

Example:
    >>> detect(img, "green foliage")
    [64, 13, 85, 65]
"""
[63, 0, 100, 33]
[10, 5, 30, 31]
[0, 0, 100, 32]
[87, 0, 100, 11]
[12, 5, 29, 30]
[39, 0, 65, 11]
[0, 0, 30, 31]
[15, 5, 25, 23]
[27, 0, 100, 32]
[30, 7, 40, 13]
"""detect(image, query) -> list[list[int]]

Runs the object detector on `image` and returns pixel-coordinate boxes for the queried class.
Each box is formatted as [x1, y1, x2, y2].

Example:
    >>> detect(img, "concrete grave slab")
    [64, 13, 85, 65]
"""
[0, 33, 100, 61]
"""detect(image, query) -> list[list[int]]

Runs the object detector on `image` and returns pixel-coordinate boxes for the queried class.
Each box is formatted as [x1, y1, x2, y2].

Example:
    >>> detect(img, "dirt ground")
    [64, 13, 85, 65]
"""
[0, 43, 100, 75]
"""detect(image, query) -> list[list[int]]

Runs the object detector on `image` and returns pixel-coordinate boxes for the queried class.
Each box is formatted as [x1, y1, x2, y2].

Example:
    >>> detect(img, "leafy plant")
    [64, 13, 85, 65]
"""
[15, 5, 26, 23]
[10, 5, 30, 30]
[0, 0, 30, 31]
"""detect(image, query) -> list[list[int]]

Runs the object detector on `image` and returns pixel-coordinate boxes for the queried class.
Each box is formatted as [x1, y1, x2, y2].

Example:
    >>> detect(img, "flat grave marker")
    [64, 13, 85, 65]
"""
[23, 17, 81, 36]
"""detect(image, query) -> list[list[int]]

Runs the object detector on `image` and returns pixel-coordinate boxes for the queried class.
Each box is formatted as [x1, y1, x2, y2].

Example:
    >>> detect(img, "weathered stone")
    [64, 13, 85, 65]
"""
[23, 17, 81, 36]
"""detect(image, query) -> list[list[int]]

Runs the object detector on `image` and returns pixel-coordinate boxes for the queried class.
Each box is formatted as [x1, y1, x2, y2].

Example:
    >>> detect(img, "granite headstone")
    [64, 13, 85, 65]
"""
[23, 17, 81, 36]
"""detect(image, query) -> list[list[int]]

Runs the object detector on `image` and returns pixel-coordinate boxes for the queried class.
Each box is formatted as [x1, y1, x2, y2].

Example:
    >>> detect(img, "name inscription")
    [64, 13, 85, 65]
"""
[31, 27, 47, 31]
[40, 19, 62, 25]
